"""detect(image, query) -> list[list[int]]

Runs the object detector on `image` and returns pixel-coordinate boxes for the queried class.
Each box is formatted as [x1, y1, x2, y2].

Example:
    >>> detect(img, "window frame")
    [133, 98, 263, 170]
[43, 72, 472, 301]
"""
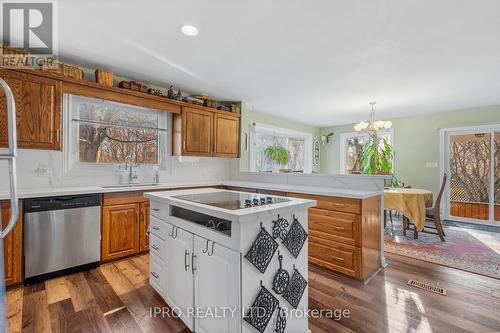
[339, 129, 394, 174]
[63, 94, 168, 176]
[248, 122, 313, 173]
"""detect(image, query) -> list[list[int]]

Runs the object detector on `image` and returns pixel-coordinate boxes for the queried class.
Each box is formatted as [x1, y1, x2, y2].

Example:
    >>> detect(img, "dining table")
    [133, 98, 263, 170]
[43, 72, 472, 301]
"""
[384, 188, 433, 231]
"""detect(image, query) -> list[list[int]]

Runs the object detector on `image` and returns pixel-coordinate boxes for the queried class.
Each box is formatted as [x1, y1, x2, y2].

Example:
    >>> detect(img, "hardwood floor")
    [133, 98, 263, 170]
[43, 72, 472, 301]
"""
[7, 253, 500, 333]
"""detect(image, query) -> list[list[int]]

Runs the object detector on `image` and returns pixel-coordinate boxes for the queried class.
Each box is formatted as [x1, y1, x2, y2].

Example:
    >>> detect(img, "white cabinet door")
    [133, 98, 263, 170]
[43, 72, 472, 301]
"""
[165, 226, 194, 330]
[193, 235, 241, 333]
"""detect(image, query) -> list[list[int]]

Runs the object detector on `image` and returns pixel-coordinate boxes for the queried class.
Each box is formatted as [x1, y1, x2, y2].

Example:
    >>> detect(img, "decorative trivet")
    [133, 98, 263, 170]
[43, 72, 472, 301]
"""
[282, 215, 308, 258]
[272, 214, 289, 240]
[244, 281, 279, 333]
[272, 251, 289, 295]
[275, 306, 287, 333]
[282, 265, 308, 309]
[245, 222, 279, 273]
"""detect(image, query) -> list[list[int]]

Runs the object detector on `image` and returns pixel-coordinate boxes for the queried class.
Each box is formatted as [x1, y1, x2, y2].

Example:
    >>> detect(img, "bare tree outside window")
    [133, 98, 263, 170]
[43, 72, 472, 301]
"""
[345, 136, 365, 174]
[77, 102, 160, 164]
[449, 133, 490, 203]
[495, 132, 500, 207]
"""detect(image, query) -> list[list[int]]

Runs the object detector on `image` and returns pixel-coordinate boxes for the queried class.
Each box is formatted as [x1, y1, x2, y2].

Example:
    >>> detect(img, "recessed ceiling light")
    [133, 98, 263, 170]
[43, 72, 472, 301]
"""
[181, 25, 199, 37]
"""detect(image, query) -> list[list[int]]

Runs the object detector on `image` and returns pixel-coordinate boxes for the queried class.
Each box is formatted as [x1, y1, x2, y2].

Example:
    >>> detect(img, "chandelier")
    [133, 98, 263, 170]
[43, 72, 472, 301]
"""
[353, 102, 392, 132]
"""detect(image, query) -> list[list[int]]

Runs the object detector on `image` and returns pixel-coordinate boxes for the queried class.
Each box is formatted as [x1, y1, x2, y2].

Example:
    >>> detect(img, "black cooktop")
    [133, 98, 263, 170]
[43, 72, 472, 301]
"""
[172, 191, 290, 210]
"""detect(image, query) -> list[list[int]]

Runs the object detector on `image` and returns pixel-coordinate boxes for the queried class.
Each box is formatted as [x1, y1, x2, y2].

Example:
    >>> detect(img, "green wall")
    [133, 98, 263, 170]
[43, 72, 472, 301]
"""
[239, 103, 322, 172]
[320, 105, 500, 196]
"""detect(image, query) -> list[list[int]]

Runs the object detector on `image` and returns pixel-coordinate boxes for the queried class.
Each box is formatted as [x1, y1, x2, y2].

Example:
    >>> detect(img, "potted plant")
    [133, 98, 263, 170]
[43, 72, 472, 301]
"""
[264, 144, 290, 171]
[360, 133, 394, 175]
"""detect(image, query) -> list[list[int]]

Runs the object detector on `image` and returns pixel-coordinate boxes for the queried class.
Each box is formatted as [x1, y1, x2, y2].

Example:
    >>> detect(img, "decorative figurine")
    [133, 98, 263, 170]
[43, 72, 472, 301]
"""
[167, 85, 176, 99]
[175, 88, 182, 100]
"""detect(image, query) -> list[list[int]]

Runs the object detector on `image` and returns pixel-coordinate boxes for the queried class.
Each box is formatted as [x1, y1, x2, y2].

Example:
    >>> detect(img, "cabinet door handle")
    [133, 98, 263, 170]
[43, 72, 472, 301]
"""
[151, 271, 159, 279]
[191, 253, 197, 274]
[334, 226, 345, 230]
[152, 208, 160, 212]
[332, 256, 344, 262]
[333, 203, 345, 208]
[184, 250, 190, 271]
[151, 244, 159, 251]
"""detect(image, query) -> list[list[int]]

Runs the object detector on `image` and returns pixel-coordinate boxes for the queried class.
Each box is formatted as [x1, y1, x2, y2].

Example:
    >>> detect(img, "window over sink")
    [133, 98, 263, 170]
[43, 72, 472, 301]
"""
[65, 94, 167, 173]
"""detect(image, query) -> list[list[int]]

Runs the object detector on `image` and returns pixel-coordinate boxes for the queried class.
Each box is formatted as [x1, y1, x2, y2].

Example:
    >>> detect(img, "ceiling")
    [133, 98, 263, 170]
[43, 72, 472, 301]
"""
[58, 0, 500, 127]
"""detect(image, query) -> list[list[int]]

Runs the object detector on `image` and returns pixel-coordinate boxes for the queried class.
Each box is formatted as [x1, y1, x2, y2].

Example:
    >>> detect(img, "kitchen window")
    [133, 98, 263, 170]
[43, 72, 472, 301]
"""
[65, 94, 167, 172]
[249, 123, 312, 173]
[340, 130, 393, 174]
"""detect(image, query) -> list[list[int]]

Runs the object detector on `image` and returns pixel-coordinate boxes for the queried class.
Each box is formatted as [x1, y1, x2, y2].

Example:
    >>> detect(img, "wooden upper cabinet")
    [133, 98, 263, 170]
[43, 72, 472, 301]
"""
[182, 107, 213, 156]
[0, 69, 62, 150]
[172, 106, 240, 158]
[101, 203, 140, 262]
[1, 200, 23, 287]
[213, 114, 239, 157]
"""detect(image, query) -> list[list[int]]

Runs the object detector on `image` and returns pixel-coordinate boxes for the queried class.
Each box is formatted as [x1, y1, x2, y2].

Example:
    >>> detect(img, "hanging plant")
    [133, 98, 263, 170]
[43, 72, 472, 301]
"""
[264, 144, 290, 166]
[361, 133, 394, 175]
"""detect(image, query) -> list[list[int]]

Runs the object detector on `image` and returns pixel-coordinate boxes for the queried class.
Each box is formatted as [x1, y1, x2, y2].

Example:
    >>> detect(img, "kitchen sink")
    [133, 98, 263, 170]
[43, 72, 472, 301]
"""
[100, 183, 161, 188]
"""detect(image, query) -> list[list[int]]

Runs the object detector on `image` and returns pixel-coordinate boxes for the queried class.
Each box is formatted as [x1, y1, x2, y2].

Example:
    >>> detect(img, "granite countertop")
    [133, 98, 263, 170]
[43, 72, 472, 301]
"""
[0, 180, 381, 201]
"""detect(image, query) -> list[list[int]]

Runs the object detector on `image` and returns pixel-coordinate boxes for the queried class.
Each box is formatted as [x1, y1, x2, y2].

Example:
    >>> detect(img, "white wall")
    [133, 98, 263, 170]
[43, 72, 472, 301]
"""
[0, 149, 232, 191]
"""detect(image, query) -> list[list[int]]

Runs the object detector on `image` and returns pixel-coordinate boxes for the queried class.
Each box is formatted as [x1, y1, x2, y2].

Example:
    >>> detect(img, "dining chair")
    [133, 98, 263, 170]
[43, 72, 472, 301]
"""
[405, 174, 446, 241]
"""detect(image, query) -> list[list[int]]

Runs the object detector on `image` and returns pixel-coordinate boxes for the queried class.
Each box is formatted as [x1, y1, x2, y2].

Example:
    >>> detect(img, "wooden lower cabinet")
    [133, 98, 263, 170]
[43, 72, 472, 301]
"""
[309, 236, 361, 278]
[139, 202, 150, 252]
[1, 200, 23, 287]
[289, 192, 381, 282]
[101, 192, 151, 262]
[101, 203, 140, 262]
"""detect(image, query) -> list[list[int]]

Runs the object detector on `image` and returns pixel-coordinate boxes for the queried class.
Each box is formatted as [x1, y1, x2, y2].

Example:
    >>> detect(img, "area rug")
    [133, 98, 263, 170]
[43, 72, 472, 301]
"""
[384, 221, 500, 279]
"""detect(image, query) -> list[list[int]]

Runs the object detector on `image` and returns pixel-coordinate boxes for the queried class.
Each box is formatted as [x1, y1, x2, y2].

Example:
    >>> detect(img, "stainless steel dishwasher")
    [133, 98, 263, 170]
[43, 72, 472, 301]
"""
[24, 194, 101, 283]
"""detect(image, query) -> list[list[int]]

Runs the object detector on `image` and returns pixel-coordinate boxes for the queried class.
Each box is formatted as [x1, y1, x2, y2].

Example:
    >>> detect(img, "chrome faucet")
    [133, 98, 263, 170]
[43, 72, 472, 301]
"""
[124, 155, 139, 183]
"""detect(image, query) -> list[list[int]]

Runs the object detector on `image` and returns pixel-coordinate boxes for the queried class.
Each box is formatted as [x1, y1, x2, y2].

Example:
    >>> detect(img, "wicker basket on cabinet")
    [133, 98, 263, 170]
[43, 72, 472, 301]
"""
[40, 62, 83, 80]
[95, 70, 113, 86]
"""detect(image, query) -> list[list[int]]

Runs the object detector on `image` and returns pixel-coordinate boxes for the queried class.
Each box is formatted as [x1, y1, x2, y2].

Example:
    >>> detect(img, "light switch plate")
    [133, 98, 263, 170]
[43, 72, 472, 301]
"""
[425, 162, 438, 168]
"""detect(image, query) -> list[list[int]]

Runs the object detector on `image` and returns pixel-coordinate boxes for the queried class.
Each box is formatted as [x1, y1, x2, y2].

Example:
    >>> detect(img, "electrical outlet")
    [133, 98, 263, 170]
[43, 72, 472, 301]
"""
[425, 162, 438, 168]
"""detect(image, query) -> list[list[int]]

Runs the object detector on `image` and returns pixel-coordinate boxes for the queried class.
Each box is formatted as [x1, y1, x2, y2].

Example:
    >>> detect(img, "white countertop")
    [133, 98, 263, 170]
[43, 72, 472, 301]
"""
[145, 187, 316, 217]
[223, 180, 381, 199]
[0, 180, 381, 201]
[0, 181, 220, 200]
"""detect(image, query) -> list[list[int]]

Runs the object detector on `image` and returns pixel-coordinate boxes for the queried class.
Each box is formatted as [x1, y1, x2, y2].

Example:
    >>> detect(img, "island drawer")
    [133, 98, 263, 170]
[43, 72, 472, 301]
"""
[150, 201, 168, 219]
[309, 236, 361, 278]
[150, 252, 164, 294]
[149, 233, 165, 257]
[288, 192, 361, 214]
[309, 208, 360, 246]
[150, 216, 168, 241]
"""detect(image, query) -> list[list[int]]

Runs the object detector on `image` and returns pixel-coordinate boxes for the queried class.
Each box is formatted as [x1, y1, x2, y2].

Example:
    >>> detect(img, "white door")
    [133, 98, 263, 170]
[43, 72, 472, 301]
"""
[165, 226, 194, 330]
[193, 235, 241, 333]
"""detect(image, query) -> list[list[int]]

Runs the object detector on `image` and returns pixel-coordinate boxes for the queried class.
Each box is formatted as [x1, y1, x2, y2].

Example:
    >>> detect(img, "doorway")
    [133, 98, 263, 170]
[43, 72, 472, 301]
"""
[442, 126, 500, 225]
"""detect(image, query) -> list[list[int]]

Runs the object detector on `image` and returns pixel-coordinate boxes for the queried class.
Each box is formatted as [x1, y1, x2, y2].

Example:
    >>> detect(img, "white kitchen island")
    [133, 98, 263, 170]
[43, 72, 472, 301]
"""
[145, 188, 316, 333]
